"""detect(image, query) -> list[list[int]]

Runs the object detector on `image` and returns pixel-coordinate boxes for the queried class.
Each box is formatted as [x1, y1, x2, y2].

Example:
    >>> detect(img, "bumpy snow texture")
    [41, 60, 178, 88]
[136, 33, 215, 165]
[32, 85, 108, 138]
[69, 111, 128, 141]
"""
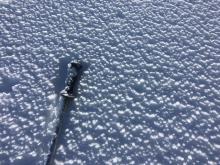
[1, 0, 220, 164]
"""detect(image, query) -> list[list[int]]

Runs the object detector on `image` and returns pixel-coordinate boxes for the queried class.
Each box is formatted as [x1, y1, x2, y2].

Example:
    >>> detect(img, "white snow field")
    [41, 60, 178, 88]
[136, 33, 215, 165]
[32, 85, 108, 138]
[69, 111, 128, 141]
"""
[1, 0, 220, 164]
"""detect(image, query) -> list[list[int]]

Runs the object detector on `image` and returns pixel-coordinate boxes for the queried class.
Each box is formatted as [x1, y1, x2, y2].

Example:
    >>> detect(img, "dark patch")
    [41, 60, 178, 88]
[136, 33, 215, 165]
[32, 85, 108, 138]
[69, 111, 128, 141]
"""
[0, 153, 10, 165]
[81, 106, 98, 113]
[69, 60, 90, 98]
[13, 156, 38, 165]
[116, 10, 125, 19]
[52, 58, 90, 95]
[0, 76, 18, 93]
[46, 60, 89, 165]
[133, 84, 145, 94]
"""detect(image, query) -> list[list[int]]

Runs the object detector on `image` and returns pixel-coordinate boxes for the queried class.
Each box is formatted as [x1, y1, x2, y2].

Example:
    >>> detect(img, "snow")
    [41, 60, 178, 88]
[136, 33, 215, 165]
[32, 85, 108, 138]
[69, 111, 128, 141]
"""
[1, 0, 220, 164]
[0, 0, 11, 4]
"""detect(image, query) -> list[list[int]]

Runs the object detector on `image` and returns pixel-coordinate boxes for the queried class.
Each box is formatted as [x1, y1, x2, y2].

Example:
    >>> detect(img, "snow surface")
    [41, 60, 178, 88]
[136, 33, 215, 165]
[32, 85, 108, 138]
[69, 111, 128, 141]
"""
[1, 0, 220, 164]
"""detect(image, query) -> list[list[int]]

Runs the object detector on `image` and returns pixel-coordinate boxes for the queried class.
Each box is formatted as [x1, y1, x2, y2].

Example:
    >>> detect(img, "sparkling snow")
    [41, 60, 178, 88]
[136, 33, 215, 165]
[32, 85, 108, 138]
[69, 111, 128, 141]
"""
[1, 0, 220, 164]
